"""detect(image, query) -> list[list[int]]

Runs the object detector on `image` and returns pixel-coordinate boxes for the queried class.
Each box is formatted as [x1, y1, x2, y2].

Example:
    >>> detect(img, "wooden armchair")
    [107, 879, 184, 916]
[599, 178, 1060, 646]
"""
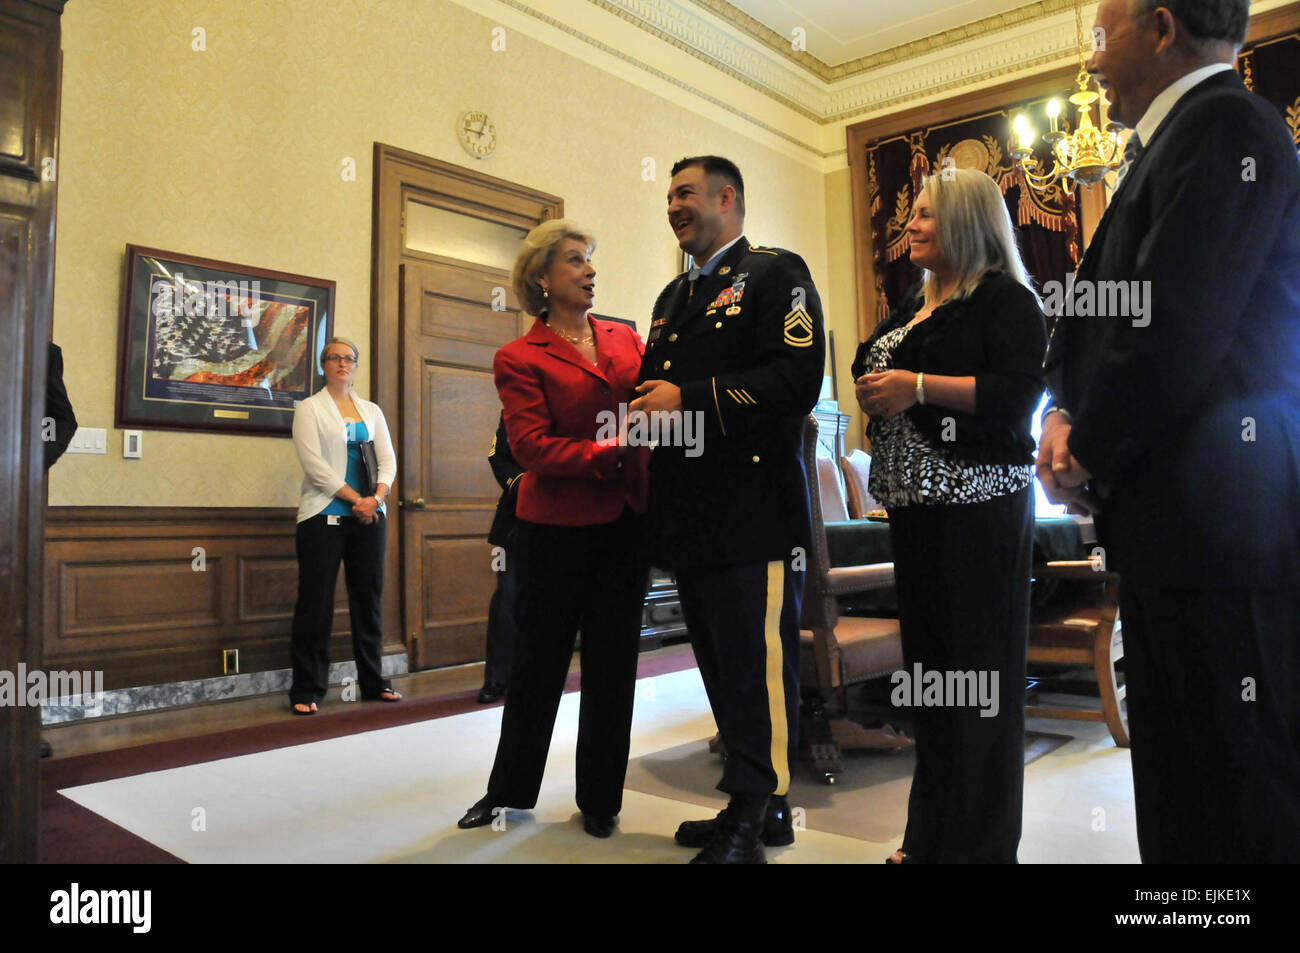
[800, 416, 911, 783]
[1027, 559, 1128, 747]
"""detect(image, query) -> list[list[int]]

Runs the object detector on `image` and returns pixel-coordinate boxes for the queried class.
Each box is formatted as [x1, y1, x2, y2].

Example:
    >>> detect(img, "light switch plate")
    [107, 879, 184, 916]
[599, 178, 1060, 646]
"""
[66, 427, 107, 454]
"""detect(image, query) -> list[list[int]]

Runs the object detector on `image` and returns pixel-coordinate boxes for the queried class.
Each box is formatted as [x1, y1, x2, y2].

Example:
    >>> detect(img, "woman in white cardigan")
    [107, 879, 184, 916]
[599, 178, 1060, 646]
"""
[289, 337, 400, 714]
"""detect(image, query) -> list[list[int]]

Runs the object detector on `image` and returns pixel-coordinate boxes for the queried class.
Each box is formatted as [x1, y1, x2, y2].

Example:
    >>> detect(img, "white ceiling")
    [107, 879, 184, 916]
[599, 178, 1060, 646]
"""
[725, 0, 1043, 66]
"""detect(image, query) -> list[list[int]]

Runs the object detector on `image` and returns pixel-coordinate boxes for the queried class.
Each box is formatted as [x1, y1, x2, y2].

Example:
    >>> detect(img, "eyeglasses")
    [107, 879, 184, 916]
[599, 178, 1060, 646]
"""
[323, 355, 357, 365]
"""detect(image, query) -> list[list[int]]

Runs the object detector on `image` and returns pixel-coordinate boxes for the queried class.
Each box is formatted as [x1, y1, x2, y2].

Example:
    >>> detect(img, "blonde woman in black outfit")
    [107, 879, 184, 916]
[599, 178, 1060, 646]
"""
[853, 168, 1046, 863]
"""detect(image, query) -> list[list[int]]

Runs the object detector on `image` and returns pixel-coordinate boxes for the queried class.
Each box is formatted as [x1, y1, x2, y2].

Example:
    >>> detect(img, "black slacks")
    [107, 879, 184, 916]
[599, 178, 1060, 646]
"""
[482, 548, 519, 688]
[675, 557, 803, 797]
[289, 513, 388, 704]
[888, 486, 1033, 863]
[485, 510, 649, 817]
[1119, 582, 1300, 863]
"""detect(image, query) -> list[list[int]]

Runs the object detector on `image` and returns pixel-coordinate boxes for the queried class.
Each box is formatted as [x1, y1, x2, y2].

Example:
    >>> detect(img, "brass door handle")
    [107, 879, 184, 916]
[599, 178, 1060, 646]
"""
[399, 497, 425, 510]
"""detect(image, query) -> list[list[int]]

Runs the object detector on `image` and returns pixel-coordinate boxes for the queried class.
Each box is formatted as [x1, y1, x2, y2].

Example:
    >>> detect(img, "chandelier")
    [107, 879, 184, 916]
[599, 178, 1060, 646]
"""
[1010, 1, 1123, 191]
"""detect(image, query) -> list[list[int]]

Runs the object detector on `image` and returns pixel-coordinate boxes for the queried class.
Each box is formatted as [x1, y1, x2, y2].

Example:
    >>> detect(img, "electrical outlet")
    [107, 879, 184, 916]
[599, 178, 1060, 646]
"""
[123, 430, 143, 458]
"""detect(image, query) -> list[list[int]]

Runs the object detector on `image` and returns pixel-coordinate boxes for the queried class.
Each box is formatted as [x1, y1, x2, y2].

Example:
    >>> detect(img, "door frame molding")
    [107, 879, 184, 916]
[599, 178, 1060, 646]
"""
[370, 144, 562, 666]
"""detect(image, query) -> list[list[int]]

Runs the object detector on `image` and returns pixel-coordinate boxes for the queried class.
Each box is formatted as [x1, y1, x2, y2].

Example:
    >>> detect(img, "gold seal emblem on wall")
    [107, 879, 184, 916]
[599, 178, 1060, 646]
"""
[948, 138, 990, 172]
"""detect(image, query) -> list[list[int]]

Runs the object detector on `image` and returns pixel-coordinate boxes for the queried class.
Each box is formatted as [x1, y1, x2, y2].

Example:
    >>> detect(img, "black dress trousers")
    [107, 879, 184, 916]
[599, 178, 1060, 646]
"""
[1118, 583, 1300, 863]
[485, 509, 649, 817]
[674, 557, 804, 798]
[289, 514, 389, 704]
[888, 485, 1033, 863]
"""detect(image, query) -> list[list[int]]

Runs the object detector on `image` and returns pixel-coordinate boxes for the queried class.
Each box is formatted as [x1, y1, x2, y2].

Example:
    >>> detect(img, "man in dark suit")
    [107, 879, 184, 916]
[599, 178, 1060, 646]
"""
[479, 412, 524, 704]
[1039, 0, 1300, 862]
[631, 156, 825, 863]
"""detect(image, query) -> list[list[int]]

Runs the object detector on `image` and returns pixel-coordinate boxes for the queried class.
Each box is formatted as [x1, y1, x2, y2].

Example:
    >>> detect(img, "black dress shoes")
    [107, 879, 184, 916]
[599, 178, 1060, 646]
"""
[689, 818, 766, 864]
[457, 796, 502, 829]
[582, 813, 617, 838]
[675, 794, 794, 848]
[688, 794, 769, 864]
[476, 683, 505, 704]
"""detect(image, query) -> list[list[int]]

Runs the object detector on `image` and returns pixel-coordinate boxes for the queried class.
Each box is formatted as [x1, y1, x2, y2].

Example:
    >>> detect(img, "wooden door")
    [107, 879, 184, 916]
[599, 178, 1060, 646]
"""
[399, 261, 523, 668]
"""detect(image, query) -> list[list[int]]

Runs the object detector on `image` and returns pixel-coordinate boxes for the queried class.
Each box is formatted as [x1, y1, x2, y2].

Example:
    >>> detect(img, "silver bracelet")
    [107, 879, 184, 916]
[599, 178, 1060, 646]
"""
[915, 372, 926, 406]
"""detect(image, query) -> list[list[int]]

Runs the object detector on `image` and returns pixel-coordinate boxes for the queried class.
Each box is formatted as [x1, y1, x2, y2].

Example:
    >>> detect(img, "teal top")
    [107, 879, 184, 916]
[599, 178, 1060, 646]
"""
[321, 420, 371, 517]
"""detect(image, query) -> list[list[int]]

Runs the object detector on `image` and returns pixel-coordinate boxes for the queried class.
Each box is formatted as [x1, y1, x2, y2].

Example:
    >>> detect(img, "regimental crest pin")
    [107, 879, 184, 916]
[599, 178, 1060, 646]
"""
[726, 305, 741, 316]
[783, 305, 815, 348]
[719, 266, 731, 275]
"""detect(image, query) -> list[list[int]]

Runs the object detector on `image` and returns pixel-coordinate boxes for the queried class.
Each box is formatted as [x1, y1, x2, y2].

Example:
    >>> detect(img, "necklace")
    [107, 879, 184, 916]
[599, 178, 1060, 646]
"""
[551, 322, 594, 347]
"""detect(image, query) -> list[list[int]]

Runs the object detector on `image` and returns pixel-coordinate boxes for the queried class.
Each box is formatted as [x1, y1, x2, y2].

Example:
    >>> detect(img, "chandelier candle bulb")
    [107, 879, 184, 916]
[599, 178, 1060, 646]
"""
[1014, 115, 1034, 152]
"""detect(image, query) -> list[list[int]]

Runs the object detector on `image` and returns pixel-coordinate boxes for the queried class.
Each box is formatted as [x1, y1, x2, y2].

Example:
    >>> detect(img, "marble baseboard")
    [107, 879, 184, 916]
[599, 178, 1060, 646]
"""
[39, 653, 410, 725]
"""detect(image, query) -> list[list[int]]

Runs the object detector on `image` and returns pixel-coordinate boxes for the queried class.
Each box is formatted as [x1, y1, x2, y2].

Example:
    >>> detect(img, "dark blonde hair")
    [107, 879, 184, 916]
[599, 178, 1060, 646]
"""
[511, 219, 596, 316]
[918, 169, 1039, 308]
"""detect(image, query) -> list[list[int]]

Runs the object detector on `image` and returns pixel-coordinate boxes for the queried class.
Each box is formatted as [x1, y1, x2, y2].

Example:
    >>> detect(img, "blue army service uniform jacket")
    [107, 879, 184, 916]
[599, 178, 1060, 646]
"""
[640, 236, 826, 569]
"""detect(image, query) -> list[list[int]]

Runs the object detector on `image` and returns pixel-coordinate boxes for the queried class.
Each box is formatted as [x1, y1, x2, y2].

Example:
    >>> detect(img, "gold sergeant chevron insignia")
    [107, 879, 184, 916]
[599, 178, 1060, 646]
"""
[783, 305, 814, 348]
[726, 387, 756, 405]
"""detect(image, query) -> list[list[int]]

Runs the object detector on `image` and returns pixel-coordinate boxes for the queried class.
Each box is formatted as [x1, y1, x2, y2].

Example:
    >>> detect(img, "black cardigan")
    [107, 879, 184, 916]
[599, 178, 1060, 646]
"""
[851, 270, 1047, 465]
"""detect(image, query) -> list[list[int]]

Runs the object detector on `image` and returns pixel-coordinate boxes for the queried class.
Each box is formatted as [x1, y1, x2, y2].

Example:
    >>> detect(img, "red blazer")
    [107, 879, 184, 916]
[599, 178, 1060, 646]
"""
[494, 317, 649, 526]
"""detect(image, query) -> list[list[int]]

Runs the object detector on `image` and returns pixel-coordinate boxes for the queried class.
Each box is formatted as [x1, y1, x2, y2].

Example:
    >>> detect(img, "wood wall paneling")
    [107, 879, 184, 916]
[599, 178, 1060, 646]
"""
[43, 508, 379, 690]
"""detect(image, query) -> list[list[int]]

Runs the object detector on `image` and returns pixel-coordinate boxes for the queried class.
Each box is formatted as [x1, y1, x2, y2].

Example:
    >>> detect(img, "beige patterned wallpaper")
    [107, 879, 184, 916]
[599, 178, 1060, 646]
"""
[50, 0, 841, 507]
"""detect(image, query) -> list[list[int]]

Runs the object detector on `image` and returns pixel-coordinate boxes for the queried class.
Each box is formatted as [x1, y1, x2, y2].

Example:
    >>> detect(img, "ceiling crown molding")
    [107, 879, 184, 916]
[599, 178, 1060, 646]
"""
[590, 0, 827, 117]
[684, 0, 1081, 81]
[824, 19, 1085, 122]
[587, 0, 1086, 122]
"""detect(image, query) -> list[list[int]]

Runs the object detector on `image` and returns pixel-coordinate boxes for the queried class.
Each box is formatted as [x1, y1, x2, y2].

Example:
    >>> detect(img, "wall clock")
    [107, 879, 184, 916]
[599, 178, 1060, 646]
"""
[458, 110, 497, 159]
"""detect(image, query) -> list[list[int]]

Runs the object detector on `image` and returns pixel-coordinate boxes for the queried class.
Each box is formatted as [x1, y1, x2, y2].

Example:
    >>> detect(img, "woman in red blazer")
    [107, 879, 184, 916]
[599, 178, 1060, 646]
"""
[458, 220, 650, 839]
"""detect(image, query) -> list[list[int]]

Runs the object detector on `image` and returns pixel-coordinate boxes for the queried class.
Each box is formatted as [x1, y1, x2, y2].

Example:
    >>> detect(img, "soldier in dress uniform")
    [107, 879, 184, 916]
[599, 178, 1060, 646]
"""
[630, 156, 825, 863]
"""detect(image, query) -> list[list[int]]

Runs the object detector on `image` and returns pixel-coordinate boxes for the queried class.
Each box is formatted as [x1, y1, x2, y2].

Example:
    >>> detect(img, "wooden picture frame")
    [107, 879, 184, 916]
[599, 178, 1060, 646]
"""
[116, 245, 335, 437]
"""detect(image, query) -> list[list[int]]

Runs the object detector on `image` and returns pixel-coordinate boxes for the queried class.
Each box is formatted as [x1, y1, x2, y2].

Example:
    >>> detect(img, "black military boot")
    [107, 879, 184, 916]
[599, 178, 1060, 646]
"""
[674, 794, 794, 848]
[689, 794, 768, 864]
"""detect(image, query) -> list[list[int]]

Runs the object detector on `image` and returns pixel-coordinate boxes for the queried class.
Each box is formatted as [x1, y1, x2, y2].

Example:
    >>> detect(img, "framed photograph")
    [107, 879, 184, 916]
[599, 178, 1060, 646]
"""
[116, 245, 335, 437]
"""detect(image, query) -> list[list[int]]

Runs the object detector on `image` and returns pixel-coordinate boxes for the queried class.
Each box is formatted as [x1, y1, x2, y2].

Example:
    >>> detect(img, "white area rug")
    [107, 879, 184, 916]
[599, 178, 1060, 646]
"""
[58, 669, 1138, 863]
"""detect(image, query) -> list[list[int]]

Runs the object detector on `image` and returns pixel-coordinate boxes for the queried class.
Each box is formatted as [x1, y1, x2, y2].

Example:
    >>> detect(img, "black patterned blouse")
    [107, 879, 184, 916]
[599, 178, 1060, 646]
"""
[866, 324, 1032, 508]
